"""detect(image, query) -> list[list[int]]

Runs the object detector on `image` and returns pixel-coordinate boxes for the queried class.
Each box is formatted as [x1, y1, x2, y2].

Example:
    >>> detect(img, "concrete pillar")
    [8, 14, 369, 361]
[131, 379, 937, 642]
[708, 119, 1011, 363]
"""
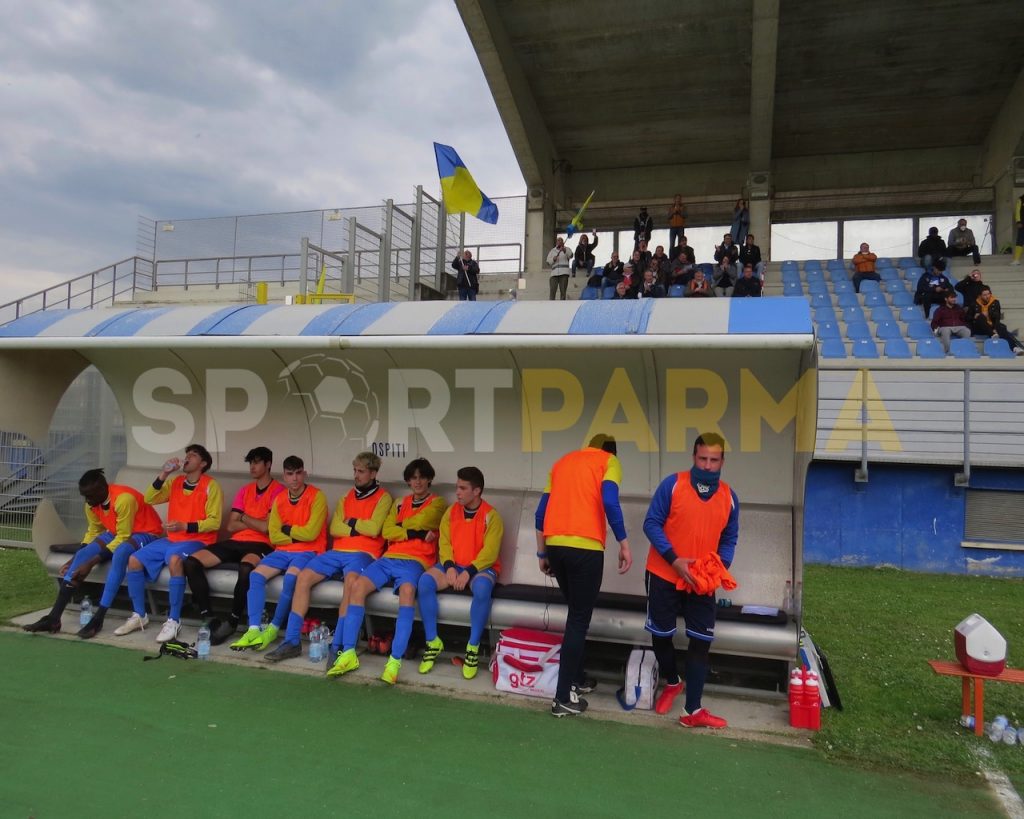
[749, 198, 772, 260]
[523, 197, 555, 300]
[992, 170, 1019, 253]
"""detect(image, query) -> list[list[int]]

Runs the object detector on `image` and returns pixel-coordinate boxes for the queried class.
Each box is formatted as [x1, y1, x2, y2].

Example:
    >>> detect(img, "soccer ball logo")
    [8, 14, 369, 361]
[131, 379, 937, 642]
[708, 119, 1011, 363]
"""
[278, 354, 380, 446]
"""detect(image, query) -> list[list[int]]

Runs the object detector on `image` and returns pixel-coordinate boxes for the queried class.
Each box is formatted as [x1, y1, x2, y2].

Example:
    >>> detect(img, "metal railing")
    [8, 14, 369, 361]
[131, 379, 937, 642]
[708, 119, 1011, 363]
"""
[0, 257, 152, 325]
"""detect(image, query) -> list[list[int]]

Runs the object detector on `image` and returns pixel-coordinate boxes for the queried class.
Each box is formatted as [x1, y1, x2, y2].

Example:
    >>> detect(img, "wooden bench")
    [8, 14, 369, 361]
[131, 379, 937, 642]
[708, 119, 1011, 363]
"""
[927, 659, 1024, 736]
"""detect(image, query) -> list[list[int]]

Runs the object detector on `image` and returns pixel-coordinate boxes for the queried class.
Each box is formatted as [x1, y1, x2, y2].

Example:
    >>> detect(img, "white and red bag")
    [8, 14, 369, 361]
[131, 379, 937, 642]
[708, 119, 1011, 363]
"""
[490, 627, 562, 699]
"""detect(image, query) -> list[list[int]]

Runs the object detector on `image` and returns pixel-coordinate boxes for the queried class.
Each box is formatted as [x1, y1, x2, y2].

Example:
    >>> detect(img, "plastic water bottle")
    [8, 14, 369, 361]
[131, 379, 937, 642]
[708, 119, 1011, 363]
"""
[1004, 725, 1018, 745]
[309, 625, 324, 663]
[960, 715, 976, 729]
[988, 715, 1009, 742]
[1016, 727, 1024, 745]
[321, 625, 332, 663]
[79, 596, 93, 627]
[196, 621, 211, 660]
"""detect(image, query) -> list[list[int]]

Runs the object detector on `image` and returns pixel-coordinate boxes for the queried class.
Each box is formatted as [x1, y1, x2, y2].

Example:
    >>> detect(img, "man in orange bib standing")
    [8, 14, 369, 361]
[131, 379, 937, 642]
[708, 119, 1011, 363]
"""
[643, 432, 739, 729]
[536, 434, 632, 717]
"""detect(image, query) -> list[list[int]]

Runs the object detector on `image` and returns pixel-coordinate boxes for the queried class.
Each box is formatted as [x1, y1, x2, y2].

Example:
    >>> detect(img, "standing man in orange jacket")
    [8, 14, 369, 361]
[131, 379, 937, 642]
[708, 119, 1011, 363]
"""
[536, 434, 632, 717]
[643, 432, 739, 729]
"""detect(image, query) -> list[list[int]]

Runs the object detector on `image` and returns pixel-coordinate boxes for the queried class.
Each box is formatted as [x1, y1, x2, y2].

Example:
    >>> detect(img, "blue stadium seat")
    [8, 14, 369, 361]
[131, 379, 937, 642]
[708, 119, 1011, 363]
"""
[814, 306, 837, 323]
[852, 339, 880, 358]
[927, 303, 939, 319]
[668, 284, 685, 298]
[897, 257, 916, 269]
[883, 278, 906, 292]
[879, 268, 900, 282]
[883, 338, 912, 359]
[903, 268, 920, 283]
[828, 268, 849, 282]
[876, 258, 893, 269]
[906, 320, 933, 340]
[984, 338, 1016, 358]
[804, 260, 823, 273]
[580, 286, 600, 300]
[817, 321, 841, 340]
[950, 338, 980, 359]
[784, 281, 804, 297]
[832, 280, 853, 293]
[899, 305, 923, 322]
[698, 263, 714, 276]
[836, 292, 859, 307]
[915, 338, 946, 358]
[820, 339, 847, 359]
[875, 320, 902, 340]
[781, 260, 798, 272]
[871, 305, 895, 323]
[891, 292, 915, 308]
[807, 281, 829, 295]
[810, 293, 831, 309]
[862, 292, 886, 307]
[602, 286, 616, 300]
[954, 290, 964, 305]
[845, 321, 872, 340]
[859, 280, 881, 294]
[805, 270, 824, 283]
[826, 259, 846, 271]
[841, 305, 865, 324]
[781, 270, 801, 284]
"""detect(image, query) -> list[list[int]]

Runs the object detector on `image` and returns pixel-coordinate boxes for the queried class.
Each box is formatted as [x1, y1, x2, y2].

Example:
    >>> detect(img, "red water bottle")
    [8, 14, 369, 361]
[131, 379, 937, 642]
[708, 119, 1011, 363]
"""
[805, 676, 822, 730]
[789, 669, 805, 728]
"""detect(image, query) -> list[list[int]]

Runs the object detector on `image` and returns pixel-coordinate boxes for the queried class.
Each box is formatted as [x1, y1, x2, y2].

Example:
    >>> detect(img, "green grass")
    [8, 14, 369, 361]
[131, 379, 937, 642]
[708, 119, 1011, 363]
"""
[0, 546, 52, 623]
[804, 565, 1024, 791]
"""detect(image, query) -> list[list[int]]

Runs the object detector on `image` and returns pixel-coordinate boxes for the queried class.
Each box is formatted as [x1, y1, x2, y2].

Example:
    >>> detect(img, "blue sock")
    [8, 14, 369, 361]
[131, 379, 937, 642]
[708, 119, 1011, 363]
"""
[168, 576, 186, 621]
[469, 577, 493, 646]
[285, 611, 304, 645]
[272, 573, 297, 628]
[342, 605, 364, 651]
[126, 569, 146, 616]
[684, 654, 709, 713]
[247, 572, 267, 628]
[391, 605, 415, 659]
[331, 616, 344, 653]
[417, 573, 439, 641]
[101, 543, 134, 608]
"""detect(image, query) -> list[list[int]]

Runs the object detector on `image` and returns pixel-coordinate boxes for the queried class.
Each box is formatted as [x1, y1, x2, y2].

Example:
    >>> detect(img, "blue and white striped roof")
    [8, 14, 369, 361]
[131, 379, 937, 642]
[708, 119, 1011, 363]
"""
[0, 299, 812, 343]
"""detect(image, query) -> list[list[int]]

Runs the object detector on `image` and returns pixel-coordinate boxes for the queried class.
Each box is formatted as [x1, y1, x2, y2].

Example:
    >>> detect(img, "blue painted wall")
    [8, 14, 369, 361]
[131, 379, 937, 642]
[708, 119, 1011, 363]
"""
[804, 462, 1024, 576]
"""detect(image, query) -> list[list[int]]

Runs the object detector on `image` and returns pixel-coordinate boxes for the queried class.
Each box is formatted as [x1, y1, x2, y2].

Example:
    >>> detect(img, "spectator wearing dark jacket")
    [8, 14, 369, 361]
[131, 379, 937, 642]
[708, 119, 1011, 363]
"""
[915, 264, 953, 318]
[452, 250, 480, 301]
[737, 235, 764, 281]
[968, 287, 1024, 354]
[571, 232, 599, 279]
[917, 227, 946, 271]
[634, 268, 665, 299]
[633, 207, 653, 251]
[947, 219, 981, 265]
[954, 268, 985, 306]
[669, 236, 695, 265]
[732, 264, 762, 297]
[600, 251, 625, 289]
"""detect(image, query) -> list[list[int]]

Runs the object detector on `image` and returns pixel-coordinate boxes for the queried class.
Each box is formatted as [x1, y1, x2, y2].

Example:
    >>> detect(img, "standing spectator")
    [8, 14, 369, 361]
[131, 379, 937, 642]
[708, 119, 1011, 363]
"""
[601, 251, 625, 289]
[737, 234, 765, 281]
[968, 286, 1024, 354]
[851, 242, 880, 293]
[732, 264, 762, 297]
[686, 268, 712, 298]
[917, 226, 947, 272]
[633, 206, 653, 251]
[930, 290, 972, 354]
[637, 240, 653, 272]
[451, 249, 480, 301]
[713, 233, 739, 278]
[669, 235, 695, 266]
[571, 231, 599, 280]
[545, 237, 572, 301]
[914, 261, 953, 318]
[947, 218, 981, 265]
[667, 194, 687, 250]
[712, 257, 734, 297]
[730, 198, 750, 246]
[636, 266, 666, 298]
[1013, 193, 1023, 266]
[954, 268, 986, 305]
[536, 435, 631, 717]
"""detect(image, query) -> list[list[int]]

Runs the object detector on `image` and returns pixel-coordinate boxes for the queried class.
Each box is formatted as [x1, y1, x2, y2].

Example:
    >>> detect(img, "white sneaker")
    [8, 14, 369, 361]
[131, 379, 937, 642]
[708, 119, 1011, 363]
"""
[113, 612, 149, 635]
[156, 619, 180, 643]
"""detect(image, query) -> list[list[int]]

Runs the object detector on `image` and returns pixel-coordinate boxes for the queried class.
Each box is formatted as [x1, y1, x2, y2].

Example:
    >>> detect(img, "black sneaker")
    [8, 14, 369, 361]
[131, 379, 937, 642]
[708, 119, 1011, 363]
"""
[77, 619, 103, 639]
[263, 641, 301, 662]
[551, 696, 588, 717]
[23, 615, 60, 634]
[575, 677, 598, 695]
[209, 619, 237, 646]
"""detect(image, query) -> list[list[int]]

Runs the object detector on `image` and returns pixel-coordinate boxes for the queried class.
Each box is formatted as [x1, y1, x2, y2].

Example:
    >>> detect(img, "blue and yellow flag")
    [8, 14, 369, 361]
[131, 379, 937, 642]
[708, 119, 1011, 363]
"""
[434, 142, 499, 224]
[565, 190, 595, 237]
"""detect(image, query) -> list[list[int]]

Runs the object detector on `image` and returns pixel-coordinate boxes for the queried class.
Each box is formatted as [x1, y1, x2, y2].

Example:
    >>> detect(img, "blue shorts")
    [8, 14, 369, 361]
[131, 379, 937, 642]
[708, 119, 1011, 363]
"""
[304, 550, 373, 580]
[259, 550, 317, 573]
[134, 538, 205, 582]
[432, 563, 498, 583]
[362, 556, 425, 594]
[644, 571, 716, 642]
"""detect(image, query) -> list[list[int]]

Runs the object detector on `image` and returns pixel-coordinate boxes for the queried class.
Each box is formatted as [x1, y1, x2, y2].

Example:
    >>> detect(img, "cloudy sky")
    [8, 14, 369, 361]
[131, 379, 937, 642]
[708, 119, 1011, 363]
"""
[0, 0, 524, 302]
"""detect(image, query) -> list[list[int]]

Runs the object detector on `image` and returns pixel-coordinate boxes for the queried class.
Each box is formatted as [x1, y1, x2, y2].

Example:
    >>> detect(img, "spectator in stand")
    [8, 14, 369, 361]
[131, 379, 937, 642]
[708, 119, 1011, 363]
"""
[737, 234, 765, 281]
[669, 235, 695, 266]
[1014, 193, 1023, 266]
[622, 262, 635, 289]
[669, 251, 694, 287]
[712, 257, 734, 297]
[967, 286, 1024, 355]
[713, 233, 739, 279]
[954, 268, 986, 306]
[611, 281, 631, 300]
[917, 226, 947, 272]
[635, 267, 666, 299]
[947, 218, 981, 265]
[850, 243, 880, 294]
[546, 237, 572, 301]
[634, 206, 653, 251]
[629, 249, 645, 281]
[930, 290, 972, 354]
[650, 245, 671, 282]
[451, 250, 480, 301]
[601, 251, 625, 289]
[686, 268, 712, 298]
[730, 199, 750, 246]
[637, 240, 653, 272]
[914, 261, 954, 318]
[571, 231, 599, 281]
[732, 264, 762, 297]
[668, 195, 688, 250]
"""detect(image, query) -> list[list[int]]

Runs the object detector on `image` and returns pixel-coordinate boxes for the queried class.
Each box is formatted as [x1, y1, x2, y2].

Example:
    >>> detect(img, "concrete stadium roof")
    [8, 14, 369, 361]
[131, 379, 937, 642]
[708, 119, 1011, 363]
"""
[457, 0, 1024, 226]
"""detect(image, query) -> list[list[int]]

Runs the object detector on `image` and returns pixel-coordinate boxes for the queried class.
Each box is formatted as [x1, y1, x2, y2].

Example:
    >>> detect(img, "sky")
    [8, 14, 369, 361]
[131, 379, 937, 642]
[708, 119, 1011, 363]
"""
[0, 0, 524, 302]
